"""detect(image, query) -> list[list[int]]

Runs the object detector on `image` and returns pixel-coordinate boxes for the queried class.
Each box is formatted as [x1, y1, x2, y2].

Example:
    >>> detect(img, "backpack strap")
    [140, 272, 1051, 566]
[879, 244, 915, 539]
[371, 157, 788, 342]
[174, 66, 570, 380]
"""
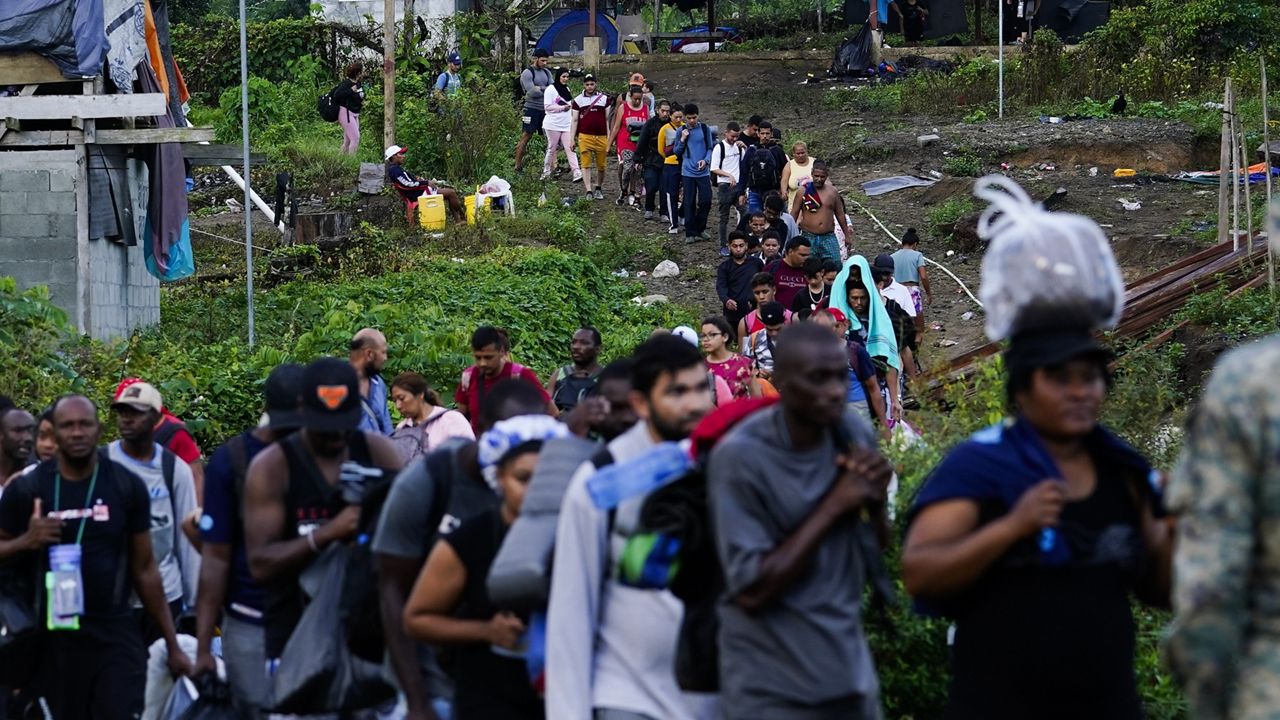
[161, 448, 176, 501]
[422, 448, 456, 546]
[227, 433, 249, 502]
[154, 418, 185, 448]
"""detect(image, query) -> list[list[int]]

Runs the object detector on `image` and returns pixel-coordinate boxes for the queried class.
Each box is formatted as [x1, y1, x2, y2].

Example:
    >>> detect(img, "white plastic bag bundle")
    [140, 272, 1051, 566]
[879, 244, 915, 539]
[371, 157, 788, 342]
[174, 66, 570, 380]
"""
[479, 175, 511, 195]
[975, 176, 1125, 341]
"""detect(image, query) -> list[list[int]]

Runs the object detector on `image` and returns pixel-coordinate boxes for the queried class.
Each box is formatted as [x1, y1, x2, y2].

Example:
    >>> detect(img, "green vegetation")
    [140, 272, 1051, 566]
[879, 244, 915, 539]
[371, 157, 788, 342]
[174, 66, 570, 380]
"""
[943, 150, 983, 177]
[927, 196, 976, 237]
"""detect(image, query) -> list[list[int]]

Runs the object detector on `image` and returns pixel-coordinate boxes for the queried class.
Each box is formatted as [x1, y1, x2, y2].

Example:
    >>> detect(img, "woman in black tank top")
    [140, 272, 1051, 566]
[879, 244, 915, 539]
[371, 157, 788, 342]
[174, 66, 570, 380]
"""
[403, 418, 564, 720]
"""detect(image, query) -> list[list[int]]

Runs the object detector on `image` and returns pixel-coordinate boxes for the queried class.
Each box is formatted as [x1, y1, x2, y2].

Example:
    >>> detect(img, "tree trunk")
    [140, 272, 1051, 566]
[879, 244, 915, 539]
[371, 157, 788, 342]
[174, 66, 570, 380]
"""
[974, 0, 984, 45]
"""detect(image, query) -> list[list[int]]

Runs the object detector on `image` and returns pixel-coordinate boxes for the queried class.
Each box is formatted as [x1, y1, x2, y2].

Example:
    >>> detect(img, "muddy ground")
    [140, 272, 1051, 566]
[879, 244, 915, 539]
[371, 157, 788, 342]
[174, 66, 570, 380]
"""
[191, 57, 1225, 362]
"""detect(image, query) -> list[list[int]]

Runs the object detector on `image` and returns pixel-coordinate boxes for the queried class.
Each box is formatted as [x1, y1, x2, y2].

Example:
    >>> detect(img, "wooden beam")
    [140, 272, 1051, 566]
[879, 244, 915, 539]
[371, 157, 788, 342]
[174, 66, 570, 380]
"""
[183, 143, 267, 167]
[0, 127, 216, 147]
[0, 53, 74, 85]
[0, 93, 166, 120]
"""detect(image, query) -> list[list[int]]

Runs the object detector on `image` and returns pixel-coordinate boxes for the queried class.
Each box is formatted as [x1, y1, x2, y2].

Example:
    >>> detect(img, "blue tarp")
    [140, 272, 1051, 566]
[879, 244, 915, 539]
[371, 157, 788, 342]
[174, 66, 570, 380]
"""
[535, 11, 621, 55]
[0, 0, 109, 79]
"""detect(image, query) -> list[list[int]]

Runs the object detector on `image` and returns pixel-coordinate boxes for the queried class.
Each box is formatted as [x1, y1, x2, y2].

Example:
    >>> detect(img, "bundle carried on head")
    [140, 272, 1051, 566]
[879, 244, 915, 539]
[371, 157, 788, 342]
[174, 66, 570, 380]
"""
[974, 176, 1125, 342]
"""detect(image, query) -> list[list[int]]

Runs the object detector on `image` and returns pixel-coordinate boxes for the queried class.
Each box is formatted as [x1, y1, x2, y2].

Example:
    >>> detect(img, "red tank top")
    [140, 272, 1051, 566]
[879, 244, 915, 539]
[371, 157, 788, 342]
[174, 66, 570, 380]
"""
[617, 103, 650, 153]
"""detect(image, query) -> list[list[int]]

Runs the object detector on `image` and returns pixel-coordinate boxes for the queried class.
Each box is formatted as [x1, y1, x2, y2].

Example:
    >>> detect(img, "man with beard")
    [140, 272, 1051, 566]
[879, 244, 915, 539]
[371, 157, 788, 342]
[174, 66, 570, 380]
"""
[716, 232, 764, 334]
[547, 334, 718, 720]
[0, 395, 193, 720]
[350, 327, 393, 435]
[455, 326, 553, 434]
[790, 161, 853, 265]
[193, 363, 306, 714]
[548, 327, 605, 415]
[107, 382, 200, 640]
[709, 322, 889, 719]
[0, 407, 35, 484]
[243, 358, 403, 708]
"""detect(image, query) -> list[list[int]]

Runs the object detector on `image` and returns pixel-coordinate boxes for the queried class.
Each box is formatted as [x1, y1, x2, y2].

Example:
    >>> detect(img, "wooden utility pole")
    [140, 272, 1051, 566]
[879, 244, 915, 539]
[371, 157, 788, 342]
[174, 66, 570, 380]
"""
[384, 0, 396, 151]
[1218, 78, 1233, 247]
[1264, 58, 1273, 204]
[589, 0, 597, 38]
[1240, 119, 1254, 253]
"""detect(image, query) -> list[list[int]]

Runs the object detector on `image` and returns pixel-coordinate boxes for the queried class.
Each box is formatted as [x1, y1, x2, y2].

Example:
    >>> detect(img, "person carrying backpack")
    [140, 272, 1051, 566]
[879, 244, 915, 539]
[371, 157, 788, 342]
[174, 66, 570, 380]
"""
[114, 378, 205, 500]
[735, 121, 786, 214]
[331, 62, 366, 155]
[546, 334, 718, 720]
[708, 322, 891, 718]
[192, 364, 306, 714]
[106, 382, 201, 643]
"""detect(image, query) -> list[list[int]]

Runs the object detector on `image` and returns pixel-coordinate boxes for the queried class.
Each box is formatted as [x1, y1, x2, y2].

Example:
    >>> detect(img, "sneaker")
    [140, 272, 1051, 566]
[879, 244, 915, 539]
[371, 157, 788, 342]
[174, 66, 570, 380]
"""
[643, 210, 654, 220]
[616, 195, 626, 206]
[594, 189, 605, 200]
[584, 190, 596, 199]
[627, 195, 635, 206]
[719, 246, 731, 257]
[685, 235, 701, 244]
[540, 170, 551, 181]
[572, 170, 583, 182]
[668, 226, 680, 235]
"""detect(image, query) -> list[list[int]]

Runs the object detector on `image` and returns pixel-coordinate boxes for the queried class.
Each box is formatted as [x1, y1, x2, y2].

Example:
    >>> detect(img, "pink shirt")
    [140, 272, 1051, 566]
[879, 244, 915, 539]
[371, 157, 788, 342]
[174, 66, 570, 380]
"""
[393, 406, 475, 461]
[707, 355, 753, 399]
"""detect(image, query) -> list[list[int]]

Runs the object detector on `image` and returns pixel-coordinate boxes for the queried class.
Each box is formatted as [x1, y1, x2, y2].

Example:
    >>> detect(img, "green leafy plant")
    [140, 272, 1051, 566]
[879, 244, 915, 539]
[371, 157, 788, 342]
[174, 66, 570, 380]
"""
[943, 152, 982, 178]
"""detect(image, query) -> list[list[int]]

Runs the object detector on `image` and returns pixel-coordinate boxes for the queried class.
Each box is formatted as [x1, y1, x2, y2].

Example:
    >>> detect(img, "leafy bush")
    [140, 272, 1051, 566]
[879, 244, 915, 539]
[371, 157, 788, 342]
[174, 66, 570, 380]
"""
[927, 196, 976, 236]
[943, 152, 982, 178]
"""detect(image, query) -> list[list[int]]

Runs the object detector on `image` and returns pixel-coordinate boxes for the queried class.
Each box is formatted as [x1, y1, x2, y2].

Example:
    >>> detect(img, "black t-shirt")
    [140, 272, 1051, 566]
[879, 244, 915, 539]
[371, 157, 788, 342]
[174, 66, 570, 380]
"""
[0, 457, 150, 642]
[444, 509, 544, 720]
[945, 461, 1146, 720]
[790, 284, 830, 316]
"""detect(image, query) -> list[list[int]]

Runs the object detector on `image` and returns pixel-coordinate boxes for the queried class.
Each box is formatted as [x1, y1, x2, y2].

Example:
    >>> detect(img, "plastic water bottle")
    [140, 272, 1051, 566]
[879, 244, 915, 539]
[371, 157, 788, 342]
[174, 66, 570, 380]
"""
[587, 440, 694, 511]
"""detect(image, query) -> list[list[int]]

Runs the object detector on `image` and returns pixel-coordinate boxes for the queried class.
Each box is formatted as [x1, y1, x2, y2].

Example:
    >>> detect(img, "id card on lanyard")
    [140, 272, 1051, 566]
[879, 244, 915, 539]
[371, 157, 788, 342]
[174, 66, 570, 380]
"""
[47, 465, 98, 631]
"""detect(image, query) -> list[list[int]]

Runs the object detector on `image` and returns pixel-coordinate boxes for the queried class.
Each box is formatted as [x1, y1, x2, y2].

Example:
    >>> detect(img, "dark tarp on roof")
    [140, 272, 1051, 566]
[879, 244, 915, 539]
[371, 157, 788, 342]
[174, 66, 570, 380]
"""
[0, 0, 109, 79]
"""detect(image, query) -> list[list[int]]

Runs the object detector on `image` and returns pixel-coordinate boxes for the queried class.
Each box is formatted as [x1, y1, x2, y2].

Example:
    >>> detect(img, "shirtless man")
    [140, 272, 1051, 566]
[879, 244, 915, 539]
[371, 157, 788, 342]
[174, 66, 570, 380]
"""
[790, 160, 853, 265]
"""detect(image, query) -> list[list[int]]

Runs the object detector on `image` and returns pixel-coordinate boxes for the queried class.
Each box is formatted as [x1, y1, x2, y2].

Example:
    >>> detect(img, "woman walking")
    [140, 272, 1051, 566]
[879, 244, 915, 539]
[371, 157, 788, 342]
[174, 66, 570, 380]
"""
[333, 62, 365, 155]
[779, 141, 814, 210]
[700, 316, 755, 399]
[542, 68, 581, 182]
[388, 372, 474, 463]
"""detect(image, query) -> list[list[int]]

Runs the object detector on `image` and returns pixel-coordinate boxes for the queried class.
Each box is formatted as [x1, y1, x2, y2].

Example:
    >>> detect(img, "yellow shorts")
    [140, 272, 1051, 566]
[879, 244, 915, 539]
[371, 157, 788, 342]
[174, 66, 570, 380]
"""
[579, 134, 608, 170]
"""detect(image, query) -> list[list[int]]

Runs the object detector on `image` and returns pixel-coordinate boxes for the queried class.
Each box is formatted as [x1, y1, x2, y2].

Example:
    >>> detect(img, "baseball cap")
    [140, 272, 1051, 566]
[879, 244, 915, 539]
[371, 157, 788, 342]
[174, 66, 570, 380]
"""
[759, 302, 786, 326]
[533, 48, 551, 58]
[264, 363, 306, 431]
[672, 326, 699, 347]
[825, 307, 848, 324]
[447, 51, 462, 65]
[583, 73, 597, 82]
[384, 144, 407, 161]
[112, 381, 163, 414]
[300, 357, 361, 432]
[873, 253, 896, 272]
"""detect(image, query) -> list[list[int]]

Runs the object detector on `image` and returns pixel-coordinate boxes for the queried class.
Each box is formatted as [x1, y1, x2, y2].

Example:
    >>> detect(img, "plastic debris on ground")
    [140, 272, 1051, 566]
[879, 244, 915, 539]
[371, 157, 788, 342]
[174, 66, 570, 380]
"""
[1118, 199, 1142, 211]
[861, 175, 938, 196]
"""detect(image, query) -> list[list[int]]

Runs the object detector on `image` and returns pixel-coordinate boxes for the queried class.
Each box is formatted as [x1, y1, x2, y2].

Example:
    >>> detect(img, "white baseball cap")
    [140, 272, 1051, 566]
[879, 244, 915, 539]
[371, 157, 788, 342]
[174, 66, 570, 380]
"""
[672, 325, 699, 346]
[384, 144, 408, 161]
[111, 381, 163, 413]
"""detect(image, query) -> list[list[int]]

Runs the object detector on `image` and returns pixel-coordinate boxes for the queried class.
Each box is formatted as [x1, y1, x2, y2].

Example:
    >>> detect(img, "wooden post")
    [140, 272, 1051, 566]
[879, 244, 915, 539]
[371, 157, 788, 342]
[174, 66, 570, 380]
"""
[975, 0, 984, 45]
[1231, 93, 1241, 253]
[654, 0, 661, 35]
[403, 0, 414, 54]
[1218, 79, 1233, 246]
[708, 0, 716, 39]
[383, 0, 396, 151]
[1264, 58, 1273, 204]
[1241, 120, 1254, 252]
[589, 0, 597, 38]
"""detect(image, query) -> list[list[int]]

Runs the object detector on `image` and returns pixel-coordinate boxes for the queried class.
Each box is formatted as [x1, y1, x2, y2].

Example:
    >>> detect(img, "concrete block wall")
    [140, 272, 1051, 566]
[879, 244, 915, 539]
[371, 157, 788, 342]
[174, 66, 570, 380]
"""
[0, 150, 160, 341]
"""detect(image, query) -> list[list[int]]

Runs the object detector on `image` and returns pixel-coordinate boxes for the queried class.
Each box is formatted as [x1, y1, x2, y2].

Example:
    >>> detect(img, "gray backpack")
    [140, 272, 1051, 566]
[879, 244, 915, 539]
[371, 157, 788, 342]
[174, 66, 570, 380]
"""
[485, 435, 603, 610]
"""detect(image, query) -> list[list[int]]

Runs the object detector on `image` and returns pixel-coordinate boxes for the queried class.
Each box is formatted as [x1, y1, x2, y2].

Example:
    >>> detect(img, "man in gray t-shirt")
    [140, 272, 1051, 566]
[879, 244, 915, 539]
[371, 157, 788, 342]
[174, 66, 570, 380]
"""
[708, 323, 892, 719]
[515, 48, 554, 173]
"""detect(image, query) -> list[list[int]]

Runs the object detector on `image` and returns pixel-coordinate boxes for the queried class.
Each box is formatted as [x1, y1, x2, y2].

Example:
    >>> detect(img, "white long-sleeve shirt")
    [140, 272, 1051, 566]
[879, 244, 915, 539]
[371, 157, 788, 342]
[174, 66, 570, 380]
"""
[545, 421, 718, 720]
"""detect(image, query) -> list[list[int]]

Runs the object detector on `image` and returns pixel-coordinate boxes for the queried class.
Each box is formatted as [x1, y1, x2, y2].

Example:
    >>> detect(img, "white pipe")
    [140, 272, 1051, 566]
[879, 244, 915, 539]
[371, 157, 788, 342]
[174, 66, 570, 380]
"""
[221, 164, 285, 233]
[998, 0, 1004, 119]
[847, 197, 984, 308]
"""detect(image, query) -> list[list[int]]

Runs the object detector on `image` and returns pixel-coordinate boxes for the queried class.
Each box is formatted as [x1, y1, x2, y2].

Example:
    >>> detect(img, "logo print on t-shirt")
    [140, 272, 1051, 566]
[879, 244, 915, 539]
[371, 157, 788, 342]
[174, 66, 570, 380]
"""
[92, 501, 109, 522]
[316, 385, 349, 410]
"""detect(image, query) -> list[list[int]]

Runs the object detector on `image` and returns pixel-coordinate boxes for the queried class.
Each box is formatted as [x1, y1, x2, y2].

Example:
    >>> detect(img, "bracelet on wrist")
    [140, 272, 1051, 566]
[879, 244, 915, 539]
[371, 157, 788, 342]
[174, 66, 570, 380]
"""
[306, 531, 320, 554]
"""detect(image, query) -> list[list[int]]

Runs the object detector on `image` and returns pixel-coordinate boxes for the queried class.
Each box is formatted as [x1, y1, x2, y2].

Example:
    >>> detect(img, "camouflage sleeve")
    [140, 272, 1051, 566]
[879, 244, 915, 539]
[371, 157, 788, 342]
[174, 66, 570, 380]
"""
[1164, 347, 1265, 720]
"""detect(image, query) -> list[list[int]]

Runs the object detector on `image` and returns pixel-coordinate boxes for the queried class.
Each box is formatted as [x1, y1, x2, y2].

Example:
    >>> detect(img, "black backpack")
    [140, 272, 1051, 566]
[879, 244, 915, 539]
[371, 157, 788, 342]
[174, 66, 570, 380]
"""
[745, 146, 778, 190]
[317, 84, 342, 122]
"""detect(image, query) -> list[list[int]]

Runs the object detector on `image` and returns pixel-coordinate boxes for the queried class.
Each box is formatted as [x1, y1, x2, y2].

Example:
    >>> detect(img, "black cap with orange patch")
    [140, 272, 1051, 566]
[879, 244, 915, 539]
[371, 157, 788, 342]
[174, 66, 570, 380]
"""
[300, 357, 362, 432]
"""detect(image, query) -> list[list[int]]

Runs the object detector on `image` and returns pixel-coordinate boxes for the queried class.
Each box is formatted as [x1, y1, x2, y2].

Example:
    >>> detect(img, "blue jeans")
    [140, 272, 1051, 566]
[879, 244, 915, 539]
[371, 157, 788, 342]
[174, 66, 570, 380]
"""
[643, 165, 662, 211]
[746, 188, 764, 214]
[682, 175, 713, 237]
[661, 165, 682, 228]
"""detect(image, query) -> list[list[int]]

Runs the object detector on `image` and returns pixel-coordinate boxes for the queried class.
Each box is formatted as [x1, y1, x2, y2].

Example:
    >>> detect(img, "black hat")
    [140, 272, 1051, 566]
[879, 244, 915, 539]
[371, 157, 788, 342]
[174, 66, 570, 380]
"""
[532, 48, 551, 58]
[264, 363, 305, 431]
[1005, 325, 1112, 374]
[300, 358, 362, 432]
[873, 253, 895, 272]
[759, 301, 787, 326]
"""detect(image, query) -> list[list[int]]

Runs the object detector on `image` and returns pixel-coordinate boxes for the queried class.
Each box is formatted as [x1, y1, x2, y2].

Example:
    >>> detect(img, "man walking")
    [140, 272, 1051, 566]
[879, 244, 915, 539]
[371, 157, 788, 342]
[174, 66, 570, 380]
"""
[711, 122, 745, 254]
[765, 236, 812, 310]
[635, 100, 672, 221]
[454, 326, 553, 433]
[673, 103, 716, 244]
[737, 121, 786, 214]
[790, 160, 853, 265]
[548, 327, 605, 414]
[709, 322, 889, 719]
[716, 232, 763, 333]
[244, 358, 403, 711]
[0, 407, 35, 482]
[515, 48, 553, 173]
[0, 395, 193, 720]
[350, 327, 393, 435]
[658, 105, 685, 234]
[108, 382, 201, 639]
[573, 75, 611, 199]
[546, 334, 718, 720]
[193, 363, 305, 714]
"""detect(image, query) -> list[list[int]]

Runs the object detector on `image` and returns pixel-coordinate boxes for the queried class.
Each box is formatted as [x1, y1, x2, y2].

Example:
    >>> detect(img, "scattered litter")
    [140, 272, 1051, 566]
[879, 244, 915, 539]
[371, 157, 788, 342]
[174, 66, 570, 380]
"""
[631, 294, 670, 306]
[1036, 163, 1057, 172]
[917, 134, 941, 147]
[930, 323, 945, 331]
[613, 270, 630, 277]
[537, 192, 548, 207]
[1190, 221, 1214, 232]
[928, 170, 943, 179]
[1039, 116, 1065, 124]
[1000, 163, 1010, 171]
[1112, 183, 1136, 189]
[862, 175, 938, 196]
[652, 260, 680, 278]
[1099, 224, 1114, 228]
[1202, 102, 1226, 110]
[451, 257, 465, 263]
[1194, 190, 1213, 196]
[1117, 198, 1142, 211]
[1089, 167, 1099, 177]
[1113, 168, 1136, 178]
[225, 198, 243, 212]
[937, 339, 959, 347]
[946, 250, 956, 257]
[961, 311, 974, 321]
[430, 233, 445, 238]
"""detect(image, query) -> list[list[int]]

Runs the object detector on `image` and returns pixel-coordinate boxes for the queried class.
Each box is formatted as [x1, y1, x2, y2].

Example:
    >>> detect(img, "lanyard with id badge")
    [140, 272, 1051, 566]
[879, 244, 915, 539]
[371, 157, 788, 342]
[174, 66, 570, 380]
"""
[47, 466, 98, 631]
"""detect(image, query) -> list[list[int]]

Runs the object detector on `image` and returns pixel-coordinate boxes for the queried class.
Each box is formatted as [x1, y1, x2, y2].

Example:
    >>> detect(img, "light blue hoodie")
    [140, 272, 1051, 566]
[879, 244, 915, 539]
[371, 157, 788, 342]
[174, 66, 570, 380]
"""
[672, 121, 715, 178]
